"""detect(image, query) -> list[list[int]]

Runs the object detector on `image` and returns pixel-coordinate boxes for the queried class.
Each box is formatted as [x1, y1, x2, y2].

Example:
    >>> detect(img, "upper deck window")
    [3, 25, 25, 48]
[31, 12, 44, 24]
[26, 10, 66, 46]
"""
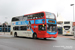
[64, 22, 70, 24]
[46, 12, 55, 19]
[12, 16, 27, 22]
[12, 17, 19, 21]
[27, 13, 44, 19]
[12, 12, 44, 22]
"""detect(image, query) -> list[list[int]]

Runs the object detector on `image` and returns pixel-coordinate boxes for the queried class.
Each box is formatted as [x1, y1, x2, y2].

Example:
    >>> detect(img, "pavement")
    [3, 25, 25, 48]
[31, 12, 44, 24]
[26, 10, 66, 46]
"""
[58, 34, 74, 38]
[0, 32, 10, 35]
[0, 33, 75, 50]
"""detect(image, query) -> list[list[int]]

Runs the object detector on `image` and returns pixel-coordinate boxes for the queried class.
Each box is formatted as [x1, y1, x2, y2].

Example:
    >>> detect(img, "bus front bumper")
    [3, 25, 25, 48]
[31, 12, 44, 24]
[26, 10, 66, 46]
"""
[43, 32, 58, 38]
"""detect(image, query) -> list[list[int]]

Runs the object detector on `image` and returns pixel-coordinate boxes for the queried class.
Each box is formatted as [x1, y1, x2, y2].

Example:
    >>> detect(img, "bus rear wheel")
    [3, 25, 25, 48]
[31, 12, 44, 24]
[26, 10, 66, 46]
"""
[33, 34, 37, 39]
[14, 32, 17, 37]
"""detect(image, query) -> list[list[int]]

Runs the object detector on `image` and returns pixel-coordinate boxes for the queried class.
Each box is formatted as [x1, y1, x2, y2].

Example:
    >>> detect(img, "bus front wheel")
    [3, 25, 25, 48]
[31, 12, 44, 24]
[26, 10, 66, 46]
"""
[33, 34, 37, 39]
[14, 32, 17, 37]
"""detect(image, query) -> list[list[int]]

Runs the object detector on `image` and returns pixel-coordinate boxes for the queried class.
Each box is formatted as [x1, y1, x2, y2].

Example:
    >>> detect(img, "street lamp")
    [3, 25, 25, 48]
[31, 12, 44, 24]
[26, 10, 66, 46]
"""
[70, 4, 74, 21]
[70, 4, 75, 38]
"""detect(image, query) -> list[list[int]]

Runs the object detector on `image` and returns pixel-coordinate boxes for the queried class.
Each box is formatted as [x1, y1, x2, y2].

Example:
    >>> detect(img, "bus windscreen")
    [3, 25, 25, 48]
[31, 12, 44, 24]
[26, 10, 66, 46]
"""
[46, 12, 55, 19]
[47, 24, 56, 32]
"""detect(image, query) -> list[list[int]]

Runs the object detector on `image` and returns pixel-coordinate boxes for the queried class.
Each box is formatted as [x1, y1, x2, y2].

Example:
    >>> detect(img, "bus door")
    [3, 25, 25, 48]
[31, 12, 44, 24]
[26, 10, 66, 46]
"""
[38, 25, 46, 35]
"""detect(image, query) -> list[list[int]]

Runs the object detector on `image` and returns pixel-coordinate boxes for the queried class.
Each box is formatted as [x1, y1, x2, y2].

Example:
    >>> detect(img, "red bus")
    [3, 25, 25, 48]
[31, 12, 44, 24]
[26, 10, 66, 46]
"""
[11, 11, 58, 39]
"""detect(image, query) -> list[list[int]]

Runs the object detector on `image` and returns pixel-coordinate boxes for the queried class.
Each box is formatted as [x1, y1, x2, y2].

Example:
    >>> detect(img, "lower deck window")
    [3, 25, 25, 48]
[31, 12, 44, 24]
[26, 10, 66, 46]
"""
[13, 26, 19, 30]
[20, 26, 27, 30]
[13, 26, 27, 30]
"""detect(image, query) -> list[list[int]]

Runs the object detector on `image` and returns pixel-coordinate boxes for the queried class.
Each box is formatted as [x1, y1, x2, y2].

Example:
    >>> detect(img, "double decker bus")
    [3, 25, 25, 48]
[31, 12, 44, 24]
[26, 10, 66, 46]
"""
[63, 21, 74, 35]
[11, 11, 58, 39]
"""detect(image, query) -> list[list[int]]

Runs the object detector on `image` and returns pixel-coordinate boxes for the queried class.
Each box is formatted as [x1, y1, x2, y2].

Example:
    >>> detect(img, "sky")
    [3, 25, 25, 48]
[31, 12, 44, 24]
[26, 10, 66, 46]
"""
[0, 0, 75, 24]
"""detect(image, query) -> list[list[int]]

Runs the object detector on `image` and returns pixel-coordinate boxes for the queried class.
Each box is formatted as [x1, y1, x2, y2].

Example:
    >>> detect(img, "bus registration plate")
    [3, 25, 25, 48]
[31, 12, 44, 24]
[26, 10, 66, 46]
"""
[66, 34, 68, 35]
[67, 31, 70, 33]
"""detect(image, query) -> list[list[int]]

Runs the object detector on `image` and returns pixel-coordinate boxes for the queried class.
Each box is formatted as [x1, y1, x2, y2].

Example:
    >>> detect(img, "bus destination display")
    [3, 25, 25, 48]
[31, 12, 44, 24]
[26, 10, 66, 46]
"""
[48, 20, 55, 23]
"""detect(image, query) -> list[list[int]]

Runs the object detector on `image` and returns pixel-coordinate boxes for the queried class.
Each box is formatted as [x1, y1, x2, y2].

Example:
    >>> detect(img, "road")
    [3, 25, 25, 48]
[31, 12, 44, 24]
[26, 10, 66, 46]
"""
[0, 34, 75, 50]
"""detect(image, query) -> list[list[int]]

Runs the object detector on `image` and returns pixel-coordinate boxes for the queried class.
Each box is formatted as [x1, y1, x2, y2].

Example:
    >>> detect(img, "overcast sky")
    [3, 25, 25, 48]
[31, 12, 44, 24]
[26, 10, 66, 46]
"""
[0, 0, 75, 24]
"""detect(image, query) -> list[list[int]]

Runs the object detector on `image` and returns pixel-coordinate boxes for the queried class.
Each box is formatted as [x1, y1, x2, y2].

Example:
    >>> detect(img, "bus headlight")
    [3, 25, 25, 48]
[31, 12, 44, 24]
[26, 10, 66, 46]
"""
[63, 28, 64, 30]
[43, 24, 44, 27]
[10, 32, 12, 35]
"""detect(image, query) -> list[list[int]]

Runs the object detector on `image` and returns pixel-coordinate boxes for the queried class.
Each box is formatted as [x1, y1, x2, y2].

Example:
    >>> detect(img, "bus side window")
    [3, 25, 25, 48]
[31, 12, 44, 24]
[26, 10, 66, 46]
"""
[18, 16, 23, 21]
[13, 26, 19, 30]
[13, 27, 15, 30]
[33, 17, 36, 19]
[12, 17, 19, 21]
[28, 15, 33, 19]
[38, 13, 44, 18]
[23, 17, 27, 21]
[35, 17, 37, 19]
[28, 17, 33, 19]
[23, 15, 28, 20]
[20, 26, 27, 30]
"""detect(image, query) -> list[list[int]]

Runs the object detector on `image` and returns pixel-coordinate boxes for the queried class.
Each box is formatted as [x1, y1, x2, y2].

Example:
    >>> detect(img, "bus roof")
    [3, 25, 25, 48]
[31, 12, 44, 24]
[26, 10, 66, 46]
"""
[23, 11, 45, 16]
[23, 11, 55, 16]
[12, 11, 45, 18]
[12, 11, 54, 18]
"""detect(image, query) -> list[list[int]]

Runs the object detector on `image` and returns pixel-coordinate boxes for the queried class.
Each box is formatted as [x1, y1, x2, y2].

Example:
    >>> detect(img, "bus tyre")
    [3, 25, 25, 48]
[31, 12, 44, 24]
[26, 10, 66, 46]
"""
[33, 34, 37, 39]
[44, 38, 47, 40]
[14, 32, 17, 37]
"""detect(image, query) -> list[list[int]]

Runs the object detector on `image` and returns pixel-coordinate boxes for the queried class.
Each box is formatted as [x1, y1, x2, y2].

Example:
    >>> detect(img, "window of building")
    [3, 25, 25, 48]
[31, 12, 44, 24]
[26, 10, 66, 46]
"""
[8, 25, 10, 27]
[0, 25, 2, 27]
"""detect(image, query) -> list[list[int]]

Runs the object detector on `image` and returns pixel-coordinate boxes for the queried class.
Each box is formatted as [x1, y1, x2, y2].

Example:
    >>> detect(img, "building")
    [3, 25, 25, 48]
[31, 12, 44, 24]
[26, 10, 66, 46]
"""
[0, 24, 11, 32]
[57, 14, 67, 34]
